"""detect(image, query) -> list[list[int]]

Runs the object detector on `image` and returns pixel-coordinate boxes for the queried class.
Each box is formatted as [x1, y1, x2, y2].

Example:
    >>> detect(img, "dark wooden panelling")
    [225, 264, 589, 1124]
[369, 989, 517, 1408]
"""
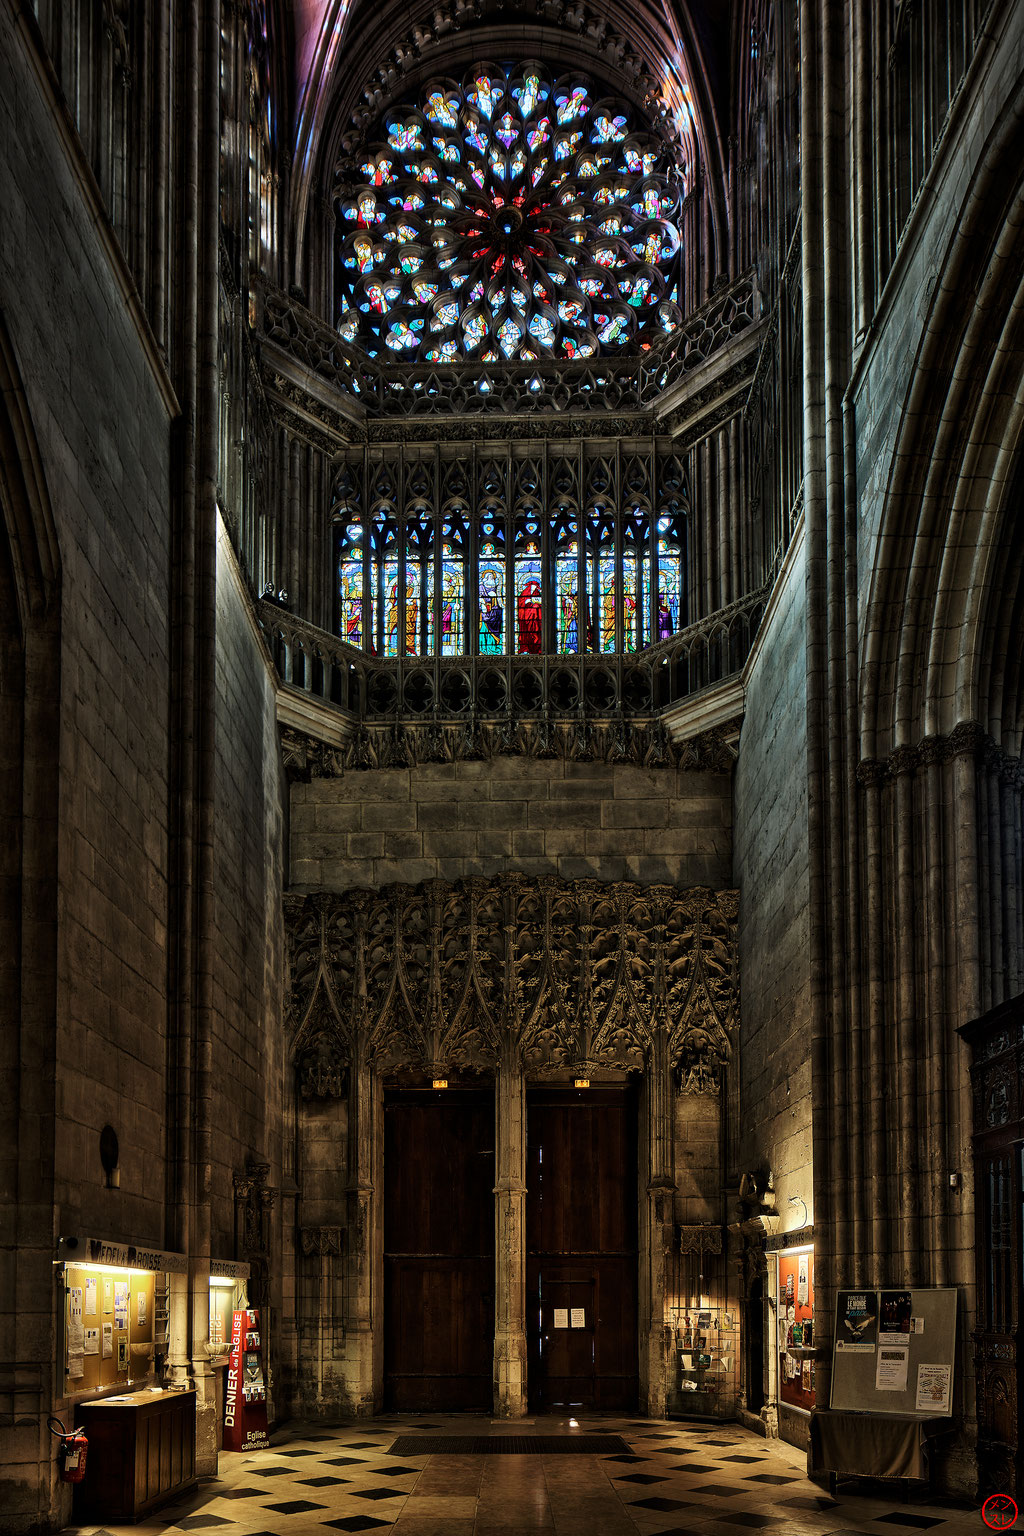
[526, 1086, 638, 1411]
[384, 1089, 494, 1411]
[74, 1389, 196, 1522]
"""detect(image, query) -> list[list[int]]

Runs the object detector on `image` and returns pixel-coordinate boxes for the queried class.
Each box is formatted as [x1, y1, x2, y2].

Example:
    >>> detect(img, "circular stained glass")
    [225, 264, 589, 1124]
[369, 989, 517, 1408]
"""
[337, 62, 685, 363]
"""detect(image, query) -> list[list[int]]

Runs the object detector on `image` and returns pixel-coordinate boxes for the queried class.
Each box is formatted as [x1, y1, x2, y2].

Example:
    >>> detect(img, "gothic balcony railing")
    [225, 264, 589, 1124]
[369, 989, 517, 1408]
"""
[255, 269, 760, 423]
[258, 583, 767, 729]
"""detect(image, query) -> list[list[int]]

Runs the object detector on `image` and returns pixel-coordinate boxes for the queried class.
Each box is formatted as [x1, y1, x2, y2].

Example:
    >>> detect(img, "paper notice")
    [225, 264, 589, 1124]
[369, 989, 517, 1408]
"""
[68, 1353, 84, 1380]
[137, 1291, 147, 1327]
[68, 1316, 85, 1355]
[114, 1281, 129, 1329]
[84, 1327, 100, 1356]
[680, 1351, 693, 1369]
[103, 1279, 113, 1313]
[117, 1336, 129, 1371]
[797, 1253, 809, 1305]
[553, 1308, 568, 1329]
[801, 1358, 812, 1391]
[915, 1363, 951, 1413]
[102, 1322, 113, 1359]
[875, 1346, 909, 1391]
[69, 1286, 83, 1323]
[570, 1307, 585, 1328]
[911, 1315, 924, 1335]
[879, 1289, 912, 1346]
[85, 1278, 97, 1316]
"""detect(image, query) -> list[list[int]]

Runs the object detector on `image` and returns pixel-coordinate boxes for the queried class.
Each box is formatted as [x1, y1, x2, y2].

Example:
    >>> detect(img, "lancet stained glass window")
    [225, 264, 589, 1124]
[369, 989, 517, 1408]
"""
[333, 449, 689, 660]
[337, 62, 686, 362]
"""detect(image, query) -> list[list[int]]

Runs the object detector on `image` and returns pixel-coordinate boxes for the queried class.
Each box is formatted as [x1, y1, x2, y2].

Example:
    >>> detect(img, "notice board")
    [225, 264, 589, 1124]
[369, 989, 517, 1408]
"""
[829, 1287, 957, 1415]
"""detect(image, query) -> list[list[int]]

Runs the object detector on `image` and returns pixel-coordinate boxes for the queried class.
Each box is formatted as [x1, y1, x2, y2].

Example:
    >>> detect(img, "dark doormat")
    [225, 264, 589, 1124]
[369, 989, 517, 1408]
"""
[387, 1434, 632, 1455]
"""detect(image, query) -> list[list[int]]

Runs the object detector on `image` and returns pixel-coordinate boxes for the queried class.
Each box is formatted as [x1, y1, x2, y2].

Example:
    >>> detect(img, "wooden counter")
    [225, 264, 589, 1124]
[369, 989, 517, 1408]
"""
[74, 1388, 196, 1522]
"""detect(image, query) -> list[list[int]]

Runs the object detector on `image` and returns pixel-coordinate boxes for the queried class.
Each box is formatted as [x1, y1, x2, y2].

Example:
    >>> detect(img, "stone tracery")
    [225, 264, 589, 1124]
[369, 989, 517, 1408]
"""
[286, 875, 738, 1080]
[336, 62, 686, 363]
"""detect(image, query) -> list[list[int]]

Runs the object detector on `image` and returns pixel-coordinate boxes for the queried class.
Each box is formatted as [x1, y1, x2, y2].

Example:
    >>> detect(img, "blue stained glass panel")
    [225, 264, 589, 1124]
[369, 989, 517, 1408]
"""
[478, 551, 505, 652]
[556, 539, 580, 653]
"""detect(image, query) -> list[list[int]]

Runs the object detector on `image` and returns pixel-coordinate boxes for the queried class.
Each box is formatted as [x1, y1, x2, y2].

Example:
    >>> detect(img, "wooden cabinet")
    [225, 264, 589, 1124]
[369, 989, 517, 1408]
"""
[74, 1388, 197, 1523]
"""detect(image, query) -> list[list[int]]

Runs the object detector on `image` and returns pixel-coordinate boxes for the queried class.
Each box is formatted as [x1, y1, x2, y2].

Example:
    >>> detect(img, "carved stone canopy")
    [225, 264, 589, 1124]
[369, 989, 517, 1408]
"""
[677, 1222, 724, 1255]
[286, 874, 737, 1081]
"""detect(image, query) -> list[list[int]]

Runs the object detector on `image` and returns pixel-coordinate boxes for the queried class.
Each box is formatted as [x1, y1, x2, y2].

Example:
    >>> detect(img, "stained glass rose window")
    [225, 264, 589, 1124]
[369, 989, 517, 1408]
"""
[337, 62, 685, 362]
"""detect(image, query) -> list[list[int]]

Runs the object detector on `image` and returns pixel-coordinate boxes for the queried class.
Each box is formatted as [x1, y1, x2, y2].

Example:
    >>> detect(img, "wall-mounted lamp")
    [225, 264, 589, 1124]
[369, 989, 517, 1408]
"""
[574, 1079, 590, 1089]
[432, 1079, 448, 1090]
[787, 1195, 808, 1226]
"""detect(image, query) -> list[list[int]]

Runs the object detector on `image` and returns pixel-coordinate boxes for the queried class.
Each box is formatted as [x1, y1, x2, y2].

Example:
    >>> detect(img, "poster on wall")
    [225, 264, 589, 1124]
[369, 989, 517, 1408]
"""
[85, 1278, 97, 1316]
[113, 1281, 129, 1329]
[836, 1290, 877, 1351]
[797, 1254, 809, 1305]
[915, 1363, 951, 1413]
[879, 1290, 912, 1345]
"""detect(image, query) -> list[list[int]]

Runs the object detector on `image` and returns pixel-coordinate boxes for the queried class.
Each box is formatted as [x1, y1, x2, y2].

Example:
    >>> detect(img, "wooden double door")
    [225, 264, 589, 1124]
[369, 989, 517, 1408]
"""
[383, 1082, 638, 1413]
[527, 1086, 639, 1412]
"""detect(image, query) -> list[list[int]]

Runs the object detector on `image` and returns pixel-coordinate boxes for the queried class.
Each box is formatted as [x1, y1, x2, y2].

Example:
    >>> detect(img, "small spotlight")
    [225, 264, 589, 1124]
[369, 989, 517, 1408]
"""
[569, 1417, 579, 1427]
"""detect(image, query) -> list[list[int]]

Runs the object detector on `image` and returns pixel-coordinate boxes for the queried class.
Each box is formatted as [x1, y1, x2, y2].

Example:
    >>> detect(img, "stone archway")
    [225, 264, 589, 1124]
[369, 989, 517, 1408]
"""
[285, 875, 738, 1417]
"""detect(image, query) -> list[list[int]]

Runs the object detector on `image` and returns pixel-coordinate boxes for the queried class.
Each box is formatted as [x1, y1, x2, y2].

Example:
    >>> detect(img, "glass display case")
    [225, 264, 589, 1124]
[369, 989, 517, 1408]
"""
[776, 1246, 815, 1413]
[667, 1227, 738, 1418]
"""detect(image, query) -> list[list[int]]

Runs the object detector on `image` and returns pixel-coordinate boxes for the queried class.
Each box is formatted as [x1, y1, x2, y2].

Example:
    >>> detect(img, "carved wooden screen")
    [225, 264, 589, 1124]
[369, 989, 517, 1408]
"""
[960, 994, 1024, 1500]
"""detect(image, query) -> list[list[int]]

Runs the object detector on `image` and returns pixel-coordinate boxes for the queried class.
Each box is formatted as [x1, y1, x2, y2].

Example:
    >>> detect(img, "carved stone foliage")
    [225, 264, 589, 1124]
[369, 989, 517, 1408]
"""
[286, 877, 737, 1081]
[279, 720, 738, 779]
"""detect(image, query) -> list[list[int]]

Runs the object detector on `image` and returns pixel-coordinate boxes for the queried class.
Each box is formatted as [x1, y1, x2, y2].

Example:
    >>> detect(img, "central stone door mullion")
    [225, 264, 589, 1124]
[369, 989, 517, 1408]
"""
[493, 1049, 527, 1417]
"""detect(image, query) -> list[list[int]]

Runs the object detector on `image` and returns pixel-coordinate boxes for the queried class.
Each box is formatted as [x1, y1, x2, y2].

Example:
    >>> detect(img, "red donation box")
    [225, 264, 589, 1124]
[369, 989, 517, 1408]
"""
[223, 1308, 269, 1451]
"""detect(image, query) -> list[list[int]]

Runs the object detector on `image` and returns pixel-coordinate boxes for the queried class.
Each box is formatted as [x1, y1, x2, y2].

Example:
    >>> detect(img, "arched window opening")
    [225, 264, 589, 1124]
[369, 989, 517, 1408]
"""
[332, 450, 690, 660]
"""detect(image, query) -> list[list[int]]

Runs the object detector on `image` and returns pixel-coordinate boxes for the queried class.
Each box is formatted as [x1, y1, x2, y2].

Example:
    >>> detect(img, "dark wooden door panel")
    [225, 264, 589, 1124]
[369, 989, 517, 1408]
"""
[383, 1089, 495, 1412]
[527, 1087, 638, 1412]
[385, 1093, 494, 1255]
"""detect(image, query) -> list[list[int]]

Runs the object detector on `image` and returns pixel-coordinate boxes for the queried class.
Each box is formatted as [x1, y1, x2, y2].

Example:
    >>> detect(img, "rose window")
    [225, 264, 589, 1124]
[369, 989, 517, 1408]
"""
[336, 63, 685, 363]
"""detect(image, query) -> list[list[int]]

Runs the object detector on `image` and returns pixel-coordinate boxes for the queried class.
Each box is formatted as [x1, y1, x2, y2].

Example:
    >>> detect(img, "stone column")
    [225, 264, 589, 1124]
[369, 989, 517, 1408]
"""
[493, 1044, 527, 1417]
[344, 1035, 376, 1413]
[300, 1226, 343, 1408]
[641, 1026, 675, 1417]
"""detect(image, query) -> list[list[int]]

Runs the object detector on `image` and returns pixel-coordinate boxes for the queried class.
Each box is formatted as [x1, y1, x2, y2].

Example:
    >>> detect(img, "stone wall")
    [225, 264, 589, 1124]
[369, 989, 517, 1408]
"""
[0, 20, 289, 1529]
[212, 533, 287, 1259]
[733, 527, 811, 1441]
[0, 17, 177, 1529]
[289, 757, 732, 892]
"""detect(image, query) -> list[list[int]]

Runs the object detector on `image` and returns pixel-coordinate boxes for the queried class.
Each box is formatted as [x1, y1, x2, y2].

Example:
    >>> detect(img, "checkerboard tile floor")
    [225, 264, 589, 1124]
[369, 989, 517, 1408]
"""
[69, 1415, 984, 1536]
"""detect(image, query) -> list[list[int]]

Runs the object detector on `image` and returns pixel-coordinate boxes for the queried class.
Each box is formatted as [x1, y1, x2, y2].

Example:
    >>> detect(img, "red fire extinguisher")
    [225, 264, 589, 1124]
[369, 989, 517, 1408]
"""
[47, 1416, 89, 1483]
